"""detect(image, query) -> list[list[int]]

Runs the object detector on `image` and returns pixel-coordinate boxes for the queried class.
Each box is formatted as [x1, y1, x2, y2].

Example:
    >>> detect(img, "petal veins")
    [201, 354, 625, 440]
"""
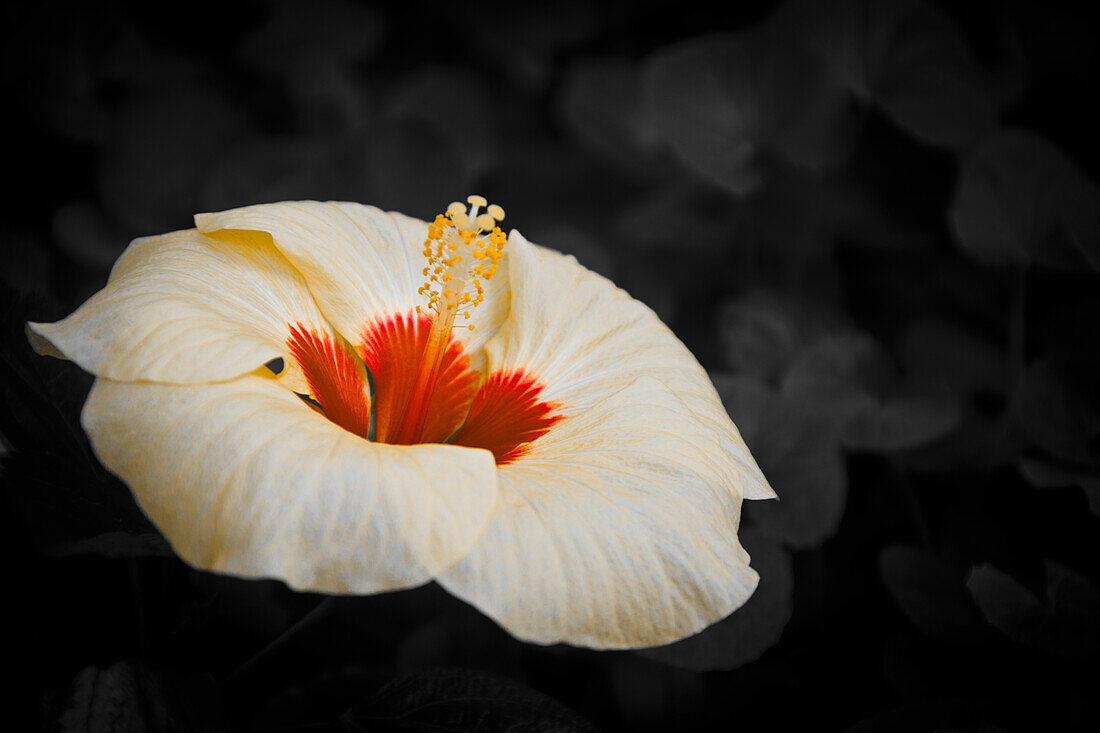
[452, 369, 564, 465]
[287, 325, 372, 440]
[360, 310, 479, 445]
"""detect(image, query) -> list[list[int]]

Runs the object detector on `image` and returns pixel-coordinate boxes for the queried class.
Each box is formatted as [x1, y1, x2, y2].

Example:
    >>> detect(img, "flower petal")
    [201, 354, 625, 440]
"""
[27, 228, 329, 384]
[82, 375, 499, 593]
[483, 230, 773, 499]
[287, 324, 373, 440]
[438, 376, 759, 649]
[360, 310, 479, 445]
[194, 201, 510, 371]
[450, 369, 563, 465]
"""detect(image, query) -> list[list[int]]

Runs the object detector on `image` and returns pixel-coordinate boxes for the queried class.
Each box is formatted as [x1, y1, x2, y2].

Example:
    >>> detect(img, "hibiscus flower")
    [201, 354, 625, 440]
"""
[27, 196, 774, 649]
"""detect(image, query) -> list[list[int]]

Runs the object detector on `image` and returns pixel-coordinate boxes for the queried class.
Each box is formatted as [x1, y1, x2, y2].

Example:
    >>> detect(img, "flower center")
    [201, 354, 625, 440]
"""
[286, 195, 562, 465]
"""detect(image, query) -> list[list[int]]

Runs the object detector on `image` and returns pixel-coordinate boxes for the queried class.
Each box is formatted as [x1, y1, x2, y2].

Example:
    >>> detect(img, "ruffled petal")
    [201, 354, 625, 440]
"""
[194, 201, 510, 372]
[481, 230, 773, 499]
[437, 376, 758, 649]
[27, 228, 330, 384]
[82, 375, 499, 593]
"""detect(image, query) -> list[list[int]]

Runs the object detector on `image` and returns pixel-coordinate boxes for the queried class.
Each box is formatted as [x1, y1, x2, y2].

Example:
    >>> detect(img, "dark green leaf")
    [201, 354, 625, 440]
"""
[880, 545, 985, 641]
[49, 531, 172, 559]
[344, 668, 599, 733]
[783, 332, 962, 451]
[967, 562, 1100, 656]
[715, 374, 848, 548]
[951, 130, 1100, 272]
[365, 119, 474, 221]
[98, 87, 253, 233]
[899, 318, 1008, 398]
[57, 660, 218, 733]
[792, 0, 1007, 150]
[387, 68, 499, 175]
[558, 58, 668, 177]
[1018, 456, 1100, 518]
[641, 26, 853, 195]
[1014, 360, 1100, 464]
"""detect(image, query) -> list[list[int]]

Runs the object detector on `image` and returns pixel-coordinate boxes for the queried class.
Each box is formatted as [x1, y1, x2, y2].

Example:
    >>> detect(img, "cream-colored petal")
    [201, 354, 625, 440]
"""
[83, 375, 499, 593]
[438, 376, 758, 649]
[484, 230, 773, 500]
[194, 201, 509, 372]
[28, 229, 330, 384]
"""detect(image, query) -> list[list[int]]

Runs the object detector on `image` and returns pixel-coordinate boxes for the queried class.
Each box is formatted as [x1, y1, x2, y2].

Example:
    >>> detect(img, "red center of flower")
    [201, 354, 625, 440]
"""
[283, 196, 562, 465]
[286, 315, 562, 465]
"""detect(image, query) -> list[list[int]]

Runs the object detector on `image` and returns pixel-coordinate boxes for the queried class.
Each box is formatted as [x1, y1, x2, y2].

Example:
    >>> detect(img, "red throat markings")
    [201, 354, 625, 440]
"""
[286, 325, 372, 441]
[286, 311, 562, 465]
[451, 370, 564, 465]
[359, 311, 478, 446]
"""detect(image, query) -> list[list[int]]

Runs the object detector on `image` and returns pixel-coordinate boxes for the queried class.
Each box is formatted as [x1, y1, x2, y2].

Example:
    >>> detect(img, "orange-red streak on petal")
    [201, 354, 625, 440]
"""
[451, 369, 564, 465]
[286, 324, 372, 440]
[360, 311, 479, 445]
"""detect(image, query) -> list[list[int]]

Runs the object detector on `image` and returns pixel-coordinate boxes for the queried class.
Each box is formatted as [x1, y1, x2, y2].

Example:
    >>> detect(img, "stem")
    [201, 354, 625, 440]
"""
[224, 596, 337, 684]
[128, 556, 148, 658]
[1008, 265, 1027, 386]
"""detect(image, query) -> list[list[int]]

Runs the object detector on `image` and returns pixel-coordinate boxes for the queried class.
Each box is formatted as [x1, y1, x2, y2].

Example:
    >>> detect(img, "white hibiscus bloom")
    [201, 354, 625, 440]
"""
[28, 196, 774, 649]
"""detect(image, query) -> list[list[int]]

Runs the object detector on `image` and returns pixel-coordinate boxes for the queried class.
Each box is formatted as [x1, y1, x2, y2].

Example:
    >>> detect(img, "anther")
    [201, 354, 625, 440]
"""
[451, 211, 471, 230]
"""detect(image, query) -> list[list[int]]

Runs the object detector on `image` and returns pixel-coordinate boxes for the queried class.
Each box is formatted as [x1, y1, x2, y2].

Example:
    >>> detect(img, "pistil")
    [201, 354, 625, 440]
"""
[382, 196, 506, 445]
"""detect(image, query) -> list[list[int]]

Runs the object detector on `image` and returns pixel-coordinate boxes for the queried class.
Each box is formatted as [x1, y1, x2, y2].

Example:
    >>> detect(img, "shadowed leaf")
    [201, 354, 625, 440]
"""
[559, 57, 668, 177]
[364, 119, 474, 220]
[49, 531, 171, 559]
[98, 87, 252, 233]
[641, 25, 854, 195]
[344, 668, 599, 732]
[951, 130, 1100, 272]
[783, 332, 961, 452]
[967, 562, 1100, 656]
[1018, 456, 1100, 517]
[900, 318, 1008, 398]
[387, 68, 500, 175]
[880, 545, 985, 641]
[790, 0, 1007, 150]
[1014, 360, 1100, 464]
[57, 660, 216, 732]
[239, 0, 384, 73]
[718, 291, 850, 384]
[716, 374, 848, 548]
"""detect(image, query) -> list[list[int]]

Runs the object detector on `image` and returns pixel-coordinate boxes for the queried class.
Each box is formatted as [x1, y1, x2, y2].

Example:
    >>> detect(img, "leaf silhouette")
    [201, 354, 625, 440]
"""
[951, 130, 1100, 272]
[344, 668, 599, 733]
[880, 545, 986, 641]
[715, 374, 848, 548]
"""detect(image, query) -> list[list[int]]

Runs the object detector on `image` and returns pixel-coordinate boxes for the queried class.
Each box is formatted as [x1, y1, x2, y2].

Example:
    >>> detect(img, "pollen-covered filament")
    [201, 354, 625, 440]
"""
[417, 195, 506, 334]
[396, 196, 507, 444]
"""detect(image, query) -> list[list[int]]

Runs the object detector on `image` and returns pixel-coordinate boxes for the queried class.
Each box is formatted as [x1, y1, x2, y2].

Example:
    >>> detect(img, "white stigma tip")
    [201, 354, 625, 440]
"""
[487, 204, 505, 221]
[467, 194, 488, 208]
[447, 202, 467, 217]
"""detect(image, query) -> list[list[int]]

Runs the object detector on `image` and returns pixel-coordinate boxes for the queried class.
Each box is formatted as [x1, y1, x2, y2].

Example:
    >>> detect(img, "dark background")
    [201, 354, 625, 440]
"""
[3, 0, 1099, 730]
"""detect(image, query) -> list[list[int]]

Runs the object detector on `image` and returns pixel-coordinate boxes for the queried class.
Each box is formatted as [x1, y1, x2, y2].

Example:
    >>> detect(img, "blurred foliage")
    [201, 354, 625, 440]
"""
[3, 0, 1099, 730]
